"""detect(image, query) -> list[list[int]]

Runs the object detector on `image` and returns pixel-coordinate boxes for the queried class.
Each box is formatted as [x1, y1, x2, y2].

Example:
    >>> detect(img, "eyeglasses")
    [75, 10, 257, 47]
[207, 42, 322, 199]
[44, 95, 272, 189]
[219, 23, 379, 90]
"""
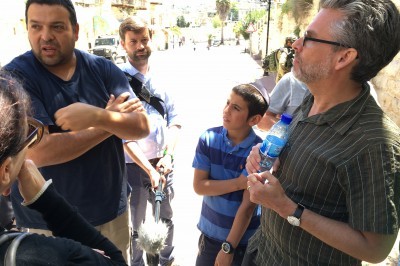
[302, 31, 350, 48]
[16, 117, 44, 154]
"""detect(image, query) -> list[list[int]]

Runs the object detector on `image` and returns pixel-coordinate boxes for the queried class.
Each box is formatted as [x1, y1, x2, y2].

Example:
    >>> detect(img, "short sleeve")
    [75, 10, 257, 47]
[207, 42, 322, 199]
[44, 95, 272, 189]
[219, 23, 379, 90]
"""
[339, 143, 400, 234]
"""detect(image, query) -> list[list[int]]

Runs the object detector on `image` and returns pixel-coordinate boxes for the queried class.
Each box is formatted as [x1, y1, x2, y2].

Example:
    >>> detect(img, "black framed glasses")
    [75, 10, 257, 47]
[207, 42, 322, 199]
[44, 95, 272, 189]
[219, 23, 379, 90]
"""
[16, 117, 44, 153]
[302, 31, 350, 48]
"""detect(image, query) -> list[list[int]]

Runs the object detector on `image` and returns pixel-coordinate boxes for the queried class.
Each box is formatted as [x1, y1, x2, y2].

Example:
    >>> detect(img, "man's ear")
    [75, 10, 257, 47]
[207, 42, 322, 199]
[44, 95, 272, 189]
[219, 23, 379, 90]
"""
[248, 114, 262, 127]
[0, 157, 12, 188]
[74, 23, 80, 42]
[335, 48, 358, 70]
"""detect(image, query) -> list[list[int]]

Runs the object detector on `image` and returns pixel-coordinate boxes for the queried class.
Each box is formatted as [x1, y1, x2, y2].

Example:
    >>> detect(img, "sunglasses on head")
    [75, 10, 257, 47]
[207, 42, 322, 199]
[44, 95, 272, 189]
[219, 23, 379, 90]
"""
[16, 117, 44, 154]
[0, 117, 44, 165]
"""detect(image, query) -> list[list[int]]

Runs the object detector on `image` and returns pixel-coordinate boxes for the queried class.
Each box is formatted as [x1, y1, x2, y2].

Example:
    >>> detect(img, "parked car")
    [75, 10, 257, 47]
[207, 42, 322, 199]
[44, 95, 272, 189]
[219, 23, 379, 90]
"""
[212, 39, 221, 47]
[90, 35, 127, 63]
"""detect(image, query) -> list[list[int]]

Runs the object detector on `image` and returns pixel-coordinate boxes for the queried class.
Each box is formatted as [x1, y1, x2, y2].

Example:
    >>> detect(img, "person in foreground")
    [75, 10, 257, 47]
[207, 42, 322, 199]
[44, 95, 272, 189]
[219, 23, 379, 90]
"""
[4, 0, 149, 261]
[243, 0, 400, 265]
[0, 70, 127, 265]
[192, 83, 269, 266]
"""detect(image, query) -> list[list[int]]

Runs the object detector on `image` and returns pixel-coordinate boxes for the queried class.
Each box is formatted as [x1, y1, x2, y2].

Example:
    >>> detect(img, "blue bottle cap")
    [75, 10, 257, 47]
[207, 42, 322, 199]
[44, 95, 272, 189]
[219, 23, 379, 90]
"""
[280, 113, 293, 124]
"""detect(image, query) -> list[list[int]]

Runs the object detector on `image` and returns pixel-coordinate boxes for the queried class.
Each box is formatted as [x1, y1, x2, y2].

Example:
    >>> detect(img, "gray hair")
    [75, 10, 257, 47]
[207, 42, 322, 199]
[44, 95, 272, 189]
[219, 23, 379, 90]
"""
[320, 0, 400, 83]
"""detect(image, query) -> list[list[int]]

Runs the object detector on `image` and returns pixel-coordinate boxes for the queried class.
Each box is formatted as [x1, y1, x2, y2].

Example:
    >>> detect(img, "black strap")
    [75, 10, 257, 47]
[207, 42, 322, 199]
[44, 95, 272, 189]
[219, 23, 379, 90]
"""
[124, 72, 166, 119]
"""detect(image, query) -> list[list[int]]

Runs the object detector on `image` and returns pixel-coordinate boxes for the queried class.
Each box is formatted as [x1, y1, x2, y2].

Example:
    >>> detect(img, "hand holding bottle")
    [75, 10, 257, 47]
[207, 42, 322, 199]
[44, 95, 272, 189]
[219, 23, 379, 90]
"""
[246, 144, 262, 174]
[259, 113, 292, 171]
[246, 144, 281, 176]
[247, 171, 295, 218]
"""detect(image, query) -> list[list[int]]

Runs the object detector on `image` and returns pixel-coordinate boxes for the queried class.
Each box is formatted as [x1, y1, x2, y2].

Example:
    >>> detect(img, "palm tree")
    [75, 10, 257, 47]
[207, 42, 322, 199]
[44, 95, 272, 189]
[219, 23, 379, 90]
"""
[216, 0, 231, 45]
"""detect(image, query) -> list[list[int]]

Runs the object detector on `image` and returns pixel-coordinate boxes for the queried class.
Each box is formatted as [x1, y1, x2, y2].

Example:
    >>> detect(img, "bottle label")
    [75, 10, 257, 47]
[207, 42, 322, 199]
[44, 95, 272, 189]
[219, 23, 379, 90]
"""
[260, 135, 286, 157]
[259, 150, 274, 171]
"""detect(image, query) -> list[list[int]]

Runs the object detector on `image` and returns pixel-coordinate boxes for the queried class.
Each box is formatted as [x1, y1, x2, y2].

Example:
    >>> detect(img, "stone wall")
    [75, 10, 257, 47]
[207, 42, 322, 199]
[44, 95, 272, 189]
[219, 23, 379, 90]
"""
[373, 53, 400, 126]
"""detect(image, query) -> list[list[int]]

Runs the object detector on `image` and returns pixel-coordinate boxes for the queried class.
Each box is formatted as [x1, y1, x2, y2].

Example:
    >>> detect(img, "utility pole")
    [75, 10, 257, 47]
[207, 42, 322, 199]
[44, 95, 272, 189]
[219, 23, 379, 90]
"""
[264, 0, 272, 76]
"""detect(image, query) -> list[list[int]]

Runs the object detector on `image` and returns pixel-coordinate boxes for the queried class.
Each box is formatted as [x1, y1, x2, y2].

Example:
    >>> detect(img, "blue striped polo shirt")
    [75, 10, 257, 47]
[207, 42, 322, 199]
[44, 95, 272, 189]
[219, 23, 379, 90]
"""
[192, 126, 262, 245]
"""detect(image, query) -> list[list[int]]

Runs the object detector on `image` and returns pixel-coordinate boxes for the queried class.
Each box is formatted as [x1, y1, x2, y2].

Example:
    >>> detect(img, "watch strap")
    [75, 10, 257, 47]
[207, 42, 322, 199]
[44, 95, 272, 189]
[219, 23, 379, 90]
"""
[293, 203, 305, 219]
[222, 241, 235, 254]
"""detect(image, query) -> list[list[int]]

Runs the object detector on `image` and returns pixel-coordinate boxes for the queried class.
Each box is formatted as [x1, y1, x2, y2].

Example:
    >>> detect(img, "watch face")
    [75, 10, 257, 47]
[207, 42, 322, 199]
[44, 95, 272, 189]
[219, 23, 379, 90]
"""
[287, 216, 300, 226]
[221, 242, 231, 254]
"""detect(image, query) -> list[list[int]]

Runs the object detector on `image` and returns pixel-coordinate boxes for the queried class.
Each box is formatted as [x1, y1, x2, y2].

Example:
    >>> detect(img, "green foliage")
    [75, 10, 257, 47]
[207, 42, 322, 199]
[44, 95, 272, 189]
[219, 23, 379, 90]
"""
[170, 26, 182, 37]
[212, 16, 222, 29]
[280, 0, 314, 23]
[230, 5, 239, 21]
[293, 26, 301, 37]
[234, 21, 249, 40]
[281, 1, 291, 15]
[235, 9, 266, 40]
[176, 15, 190, 28]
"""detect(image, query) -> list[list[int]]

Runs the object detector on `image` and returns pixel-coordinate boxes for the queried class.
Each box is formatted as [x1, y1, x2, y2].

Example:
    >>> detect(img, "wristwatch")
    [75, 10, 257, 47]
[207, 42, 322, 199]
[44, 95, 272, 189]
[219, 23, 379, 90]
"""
[287, 203, 305, 226]
[221, 241, 235, 254]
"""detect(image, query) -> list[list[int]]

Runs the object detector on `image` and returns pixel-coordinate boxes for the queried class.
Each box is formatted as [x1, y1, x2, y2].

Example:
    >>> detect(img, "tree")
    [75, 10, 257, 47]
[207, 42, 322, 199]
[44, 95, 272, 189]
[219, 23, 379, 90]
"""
[176, 15, 190, 28]
[230, 2, 239, 21]
[215, 0, 231, 45]
[235, 9, 266, 41]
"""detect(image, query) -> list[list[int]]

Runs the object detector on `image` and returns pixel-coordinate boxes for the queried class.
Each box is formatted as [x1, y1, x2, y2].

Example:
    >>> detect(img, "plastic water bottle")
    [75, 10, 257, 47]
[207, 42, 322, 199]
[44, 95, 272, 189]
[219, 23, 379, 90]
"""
[259, 113, 293, 171]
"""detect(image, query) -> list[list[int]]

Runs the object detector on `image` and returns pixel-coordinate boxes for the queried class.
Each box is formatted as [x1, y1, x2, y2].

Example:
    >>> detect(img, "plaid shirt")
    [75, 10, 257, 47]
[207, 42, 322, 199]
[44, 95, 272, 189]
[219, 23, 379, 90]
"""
[247, 83, 400, 265]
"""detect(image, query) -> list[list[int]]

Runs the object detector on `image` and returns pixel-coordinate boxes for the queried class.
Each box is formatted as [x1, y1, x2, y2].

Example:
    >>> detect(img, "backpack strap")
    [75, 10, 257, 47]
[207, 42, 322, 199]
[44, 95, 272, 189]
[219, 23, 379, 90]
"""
[0, 231, 29, 266]
[124, 72, 167, 119]
[4, 232, 29, 266]
[0, 232, 22, 246]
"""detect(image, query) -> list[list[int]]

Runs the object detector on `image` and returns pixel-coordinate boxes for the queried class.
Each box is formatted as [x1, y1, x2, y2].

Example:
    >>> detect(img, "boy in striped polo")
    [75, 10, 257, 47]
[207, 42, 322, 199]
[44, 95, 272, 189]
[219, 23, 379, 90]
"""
[192, 83, 269, 266]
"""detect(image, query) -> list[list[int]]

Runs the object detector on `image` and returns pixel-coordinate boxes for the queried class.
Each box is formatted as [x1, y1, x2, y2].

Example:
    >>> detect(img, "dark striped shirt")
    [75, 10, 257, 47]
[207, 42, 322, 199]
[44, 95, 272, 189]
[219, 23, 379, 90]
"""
[247, 84, 400, 265]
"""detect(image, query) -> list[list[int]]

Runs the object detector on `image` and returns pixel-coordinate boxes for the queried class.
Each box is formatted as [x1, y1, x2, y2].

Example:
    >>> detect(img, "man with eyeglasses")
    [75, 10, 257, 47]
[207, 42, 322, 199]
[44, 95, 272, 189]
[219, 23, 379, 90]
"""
[243, 0, 400, 265]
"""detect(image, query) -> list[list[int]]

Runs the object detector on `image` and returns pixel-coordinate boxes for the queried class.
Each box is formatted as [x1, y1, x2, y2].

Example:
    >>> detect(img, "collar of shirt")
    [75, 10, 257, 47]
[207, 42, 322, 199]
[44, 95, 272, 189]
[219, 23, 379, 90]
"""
[297, 82, 372, 135]
[222, 127, 259, 152]
[120, 62, 152, 84]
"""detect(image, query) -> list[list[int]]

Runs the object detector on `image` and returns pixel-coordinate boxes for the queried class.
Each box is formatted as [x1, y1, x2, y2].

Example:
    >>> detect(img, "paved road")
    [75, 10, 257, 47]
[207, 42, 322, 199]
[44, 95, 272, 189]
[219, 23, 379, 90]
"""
[149, 44, 265, 265]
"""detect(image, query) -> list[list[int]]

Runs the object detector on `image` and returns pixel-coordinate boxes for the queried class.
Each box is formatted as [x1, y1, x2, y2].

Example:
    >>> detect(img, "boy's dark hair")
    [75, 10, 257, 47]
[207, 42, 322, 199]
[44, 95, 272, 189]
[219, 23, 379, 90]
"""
[119, 17, 152, 41]
[25, 0, 78, 27]
[232, 84, 269, 120]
